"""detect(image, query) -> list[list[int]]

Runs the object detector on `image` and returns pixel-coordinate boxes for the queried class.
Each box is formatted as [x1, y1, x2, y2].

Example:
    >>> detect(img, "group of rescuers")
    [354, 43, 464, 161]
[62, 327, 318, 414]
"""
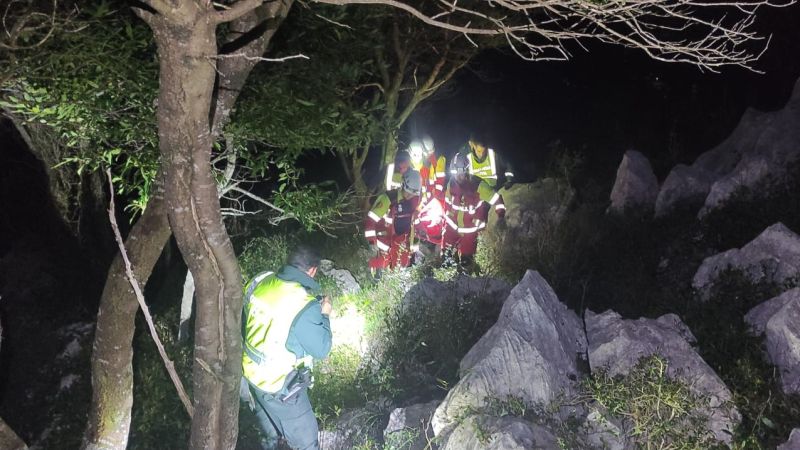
[240, 133, 514, 449]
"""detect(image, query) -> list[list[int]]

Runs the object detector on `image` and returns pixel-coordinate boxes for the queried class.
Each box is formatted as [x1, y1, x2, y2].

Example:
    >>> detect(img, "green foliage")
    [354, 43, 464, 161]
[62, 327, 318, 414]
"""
[1, 5, 160, 214]
[585, 355, 719, 450]
[237, 235, 293, 281]
[308, 345, 367, 429]
[129, 309, 192, 450]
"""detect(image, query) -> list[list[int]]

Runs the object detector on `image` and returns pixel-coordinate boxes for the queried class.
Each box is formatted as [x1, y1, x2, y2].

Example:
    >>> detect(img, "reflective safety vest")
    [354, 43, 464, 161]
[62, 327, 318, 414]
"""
[364, 190, 418, 252]
[444, 176, 505, 234]
[419, 154, 447, 202]
[467, 148, 499, 188]
[242, 272, 315, 393]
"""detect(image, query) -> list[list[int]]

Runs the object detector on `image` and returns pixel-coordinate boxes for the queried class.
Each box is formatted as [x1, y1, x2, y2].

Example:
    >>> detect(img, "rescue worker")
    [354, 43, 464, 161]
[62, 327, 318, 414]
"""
[458, 133, 515, 190]
[365, 169, 422, 276]
[384, 150, 413, 191]
[241, 246, 332, 450]
[443, 153, 506, 272]
[408, 135, 447, 202]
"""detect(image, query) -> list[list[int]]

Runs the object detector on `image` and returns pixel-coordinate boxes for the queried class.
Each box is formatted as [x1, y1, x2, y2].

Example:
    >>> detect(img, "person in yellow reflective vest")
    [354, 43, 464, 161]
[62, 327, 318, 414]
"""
[241, 246, 332, 450]
[365, 170, 422, 277]
[458, 132, 515, 190]
[383, 150, 413, 191]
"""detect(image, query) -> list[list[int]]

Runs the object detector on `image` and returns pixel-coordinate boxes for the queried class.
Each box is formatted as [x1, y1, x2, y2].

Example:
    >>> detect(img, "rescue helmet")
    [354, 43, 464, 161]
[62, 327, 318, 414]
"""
[408, 140, 426, 164]
[401, 169, 422, 196]
[421, 134, 434, 154]
[395, 150, 412, 165]
[449, 152, 470, 176]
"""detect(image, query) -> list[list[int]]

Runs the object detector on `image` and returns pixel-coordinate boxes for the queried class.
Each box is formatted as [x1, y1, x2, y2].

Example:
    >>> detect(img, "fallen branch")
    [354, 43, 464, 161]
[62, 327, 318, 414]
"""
[105, 168, 194, 418]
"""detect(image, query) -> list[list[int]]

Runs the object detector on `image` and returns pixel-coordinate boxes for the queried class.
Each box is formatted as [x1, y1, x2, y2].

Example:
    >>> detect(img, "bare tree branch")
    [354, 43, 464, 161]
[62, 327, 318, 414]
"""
[105, 169, 194, 418]
[211, 52, 309, 62]
[213, 0, 264, 23]
[313, 0, 793, 71]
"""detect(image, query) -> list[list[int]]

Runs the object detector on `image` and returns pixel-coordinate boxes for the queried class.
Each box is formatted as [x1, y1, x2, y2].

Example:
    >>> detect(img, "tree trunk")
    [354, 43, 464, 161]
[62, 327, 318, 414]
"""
[81, 171, 171, 450]
[150, 10, 242, 448]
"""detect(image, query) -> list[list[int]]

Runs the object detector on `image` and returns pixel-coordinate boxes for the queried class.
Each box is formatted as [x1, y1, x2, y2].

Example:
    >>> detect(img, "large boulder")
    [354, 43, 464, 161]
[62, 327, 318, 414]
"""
[744, 288, 800, 395]
[402, 275, 511, 311]
[777, 428, 800, 450]
[608, 150, 659, 214]
[692, 223, 800, 297]
[431, 271, 587, 433]
[487, 178, 574, 238]
[700, 78, 800, 217]
[439, 415, 559, 450]
[319, 259, 361, 294]
[655, 77, 800, 218]
[654, 164, 715, 217]
[585, 310, 739, 444]
[383, 400, 439, 450]
[654, 107, 769, 217]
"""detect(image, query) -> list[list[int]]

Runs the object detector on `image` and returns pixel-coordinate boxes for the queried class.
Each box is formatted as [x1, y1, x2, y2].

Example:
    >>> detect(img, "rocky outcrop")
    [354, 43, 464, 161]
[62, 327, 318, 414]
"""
[778, 428, 800, 450]
[383, 400, 439, 450]
[608, 150, 659, 214]
[692, 223, 800, 297]
[655, 77, 800, 218]
[402, 275, 511, 311]
[700, 79, 800, 217]
[431, 271, 587, 433]
[586, 310, 739, 443]
[439, 415, 559, 450]
[319, 259, 361, 294]
[745, 288, 800, 395]
[318, 400, 392, 450]
[487, 178, 574, 238]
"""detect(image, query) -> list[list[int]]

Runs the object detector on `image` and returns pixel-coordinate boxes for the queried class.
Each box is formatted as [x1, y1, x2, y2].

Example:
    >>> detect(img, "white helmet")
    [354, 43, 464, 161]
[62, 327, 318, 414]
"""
[421, 134, 434, 154]
[408, 140, 426, 163]
[401, 169, 422, 196]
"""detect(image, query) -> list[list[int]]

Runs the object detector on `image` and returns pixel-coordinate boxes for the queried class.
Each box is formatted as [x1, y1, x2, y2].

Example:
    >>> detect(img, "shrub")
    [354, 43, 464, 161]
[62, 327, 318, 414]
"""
[584, 354, 720, 450]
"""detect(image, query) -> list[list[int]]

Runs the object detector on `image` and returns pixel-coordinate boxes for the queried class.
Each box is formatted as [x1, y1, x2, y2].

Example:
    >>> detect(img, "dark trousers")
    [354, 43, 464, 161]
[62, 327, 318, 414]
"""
[253, 387, 320, 450]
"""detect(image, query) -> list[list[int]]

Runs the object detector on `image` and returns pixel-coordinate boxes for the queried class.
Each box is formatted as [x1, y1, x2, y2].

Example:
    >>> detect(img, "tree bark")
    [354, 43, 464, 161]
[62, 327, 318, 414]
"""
[81, 170, 171, 450]
[149, 7, 243, 448]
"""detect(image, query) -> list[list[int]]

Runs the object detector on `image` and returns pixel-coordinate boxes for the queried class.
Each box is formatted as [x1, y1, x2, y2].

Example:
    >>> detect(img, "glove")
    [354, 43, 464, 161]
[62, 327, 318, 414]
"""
[503, 180, 514, 190]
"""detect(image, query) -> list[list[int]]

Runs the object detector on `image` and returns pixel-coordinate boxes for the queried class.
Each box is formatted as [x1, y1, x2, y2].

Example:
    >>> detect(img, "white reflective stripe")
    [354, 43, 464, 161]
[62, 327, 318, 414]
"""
[435, 185, 444, 191]
[489, 192, 500, 205]
[445, 216, 458, 229]
[385, 163, 395, 191]
[495, 204, 506, 211]
[435, 172, 446, 177]
[458, 226, 481, 233]
[488, 148, 497, 178]
[376, 241, 390, 251]
[385, 217, 394, 224]
[368, 211, 381, 222]
[505, 172, 514, 177]
[475, 201, 484, 210]
[364, 230, 377, 237]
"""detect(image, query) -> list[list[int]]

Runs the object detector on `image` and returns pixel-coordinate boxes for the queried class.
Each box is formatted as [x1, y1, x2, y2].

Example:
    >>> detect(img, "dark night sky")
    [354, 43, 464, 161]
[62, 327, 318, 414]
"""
[407, 2, 800, 186]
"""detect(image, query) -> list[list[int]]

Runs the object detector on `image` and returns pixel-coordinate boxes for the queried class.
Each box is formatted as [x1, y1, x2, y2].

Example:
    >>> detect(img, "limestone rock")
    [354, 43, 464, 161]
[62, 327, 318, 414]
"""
[654, 164, 715, 217]
[402, 275, 511, 311]
[700, 78, 800, 217]
[319, 259, 361, 294]
[586, 310, 739, 443]
[608, 150, 659, 214]
[777, 428, 800, 450]
[0, 417, 27, 450]
[487, 178, 574, 238]
[383, 400, 439, 450]
[745, 288, 800, 395]
[692, 223, 800, 297]
[439, 415, 559, 450]
[432, 271, 587, 433]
